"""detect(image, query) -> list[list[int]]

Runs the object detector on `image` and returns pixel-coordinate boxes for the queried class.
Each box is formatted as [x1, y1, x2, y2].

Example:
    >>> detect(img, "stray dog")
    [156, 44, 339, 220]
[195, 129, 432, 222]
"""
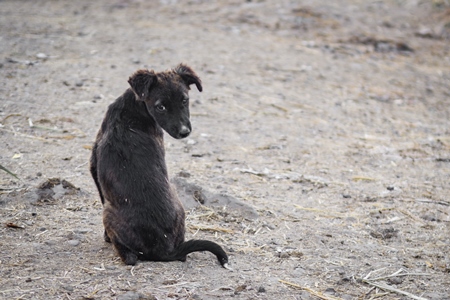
[90, 64, 229, 268]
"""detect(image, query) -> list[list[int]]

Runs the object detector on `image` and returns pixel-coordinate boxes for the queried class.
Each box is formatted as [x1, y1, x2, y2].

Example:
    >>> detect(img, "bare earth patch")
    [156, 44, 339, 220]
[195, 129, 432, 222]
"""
[1, 1, 449, 299]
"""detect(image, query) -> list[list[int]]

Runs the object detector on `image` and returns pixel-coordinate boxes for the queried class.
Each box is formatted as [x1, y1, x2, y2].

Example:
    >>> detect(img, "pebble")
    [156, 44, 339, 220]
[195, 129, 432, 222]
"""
[36, 53, 48, 59]
[293, 267, 306, 276]
[425, 292, 447, 300]
[178, 170, 191, 178]
[74, 228, 92, 234]
[61, 285, 74, 292]
[298, 291, 313, 300]
[75, 101, 96, 106]
[117, 291, 147, 300]
[387, 277, 403, 285]
[67, 239, 80, 246]
[421, 214, 440, 222]
[32, 243, 43, 249]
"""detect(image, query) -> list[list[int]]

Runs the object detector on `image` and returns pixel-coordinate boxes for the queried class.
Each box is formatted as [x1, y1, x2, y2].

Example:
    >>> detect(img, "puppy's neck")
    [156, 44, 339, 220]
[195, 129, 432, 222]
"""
[121, 89, 163, 137]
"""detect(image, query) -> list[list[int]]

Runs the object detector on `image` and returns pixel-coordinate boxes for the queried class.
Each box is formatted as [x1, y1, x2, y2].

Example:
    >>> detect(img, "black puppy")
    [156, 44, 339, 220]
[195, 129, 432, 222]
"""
[90, 64, 229, 268]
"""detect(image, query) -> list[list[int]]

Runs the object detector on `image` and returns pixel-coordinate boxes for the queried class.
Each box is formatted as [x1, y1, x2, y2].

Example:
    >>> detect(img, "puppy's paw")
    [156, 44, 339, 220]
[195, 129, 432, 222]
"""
[123, 252, 138, 265]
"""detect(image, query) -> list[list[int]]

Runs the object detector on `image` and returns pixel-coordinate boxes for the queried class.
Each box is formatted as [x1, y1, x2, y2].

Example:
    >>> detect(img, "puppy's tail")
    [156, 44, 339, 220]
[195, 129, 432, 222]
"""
[167, 239, 231, 270]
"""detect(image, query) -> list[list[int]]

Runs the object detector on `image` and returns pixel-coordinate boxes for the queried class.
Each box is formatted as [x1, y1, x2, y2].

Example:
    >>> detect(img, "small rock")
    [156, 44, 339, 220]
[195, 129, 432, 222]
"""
[132, 58, 140, 64]
[74, 228, 93, 234]
[75, 101, 96, 106]
[178, 170, 191, 178]
[36, 53, 48, 59]
[32, 243, 43, 249]
[67, 240, 80, 246]
[75, 81, 84, 87]
[257, 286, 266, 293]
[61, 285, 74, 292]
[421, 214, 440, 222]
[298, 291, 313, 300]
[117, 292, 141, 300]
[387, 277, 403, 285]
[193, 190, 205, 204]
[415, 27, 436, 39]
[386, 186, 395, 191]
[45, 240, 56, 246]
[370, 227, 398, 239]
[117, 291, 155, 300]
[338, 277, 351, 284]
[424, 292, 447, 300]
[293, 266, 306, 276]
[234, 284, 247, 294]
[345, 217, 356, 224]
[6, 57, 19, 63]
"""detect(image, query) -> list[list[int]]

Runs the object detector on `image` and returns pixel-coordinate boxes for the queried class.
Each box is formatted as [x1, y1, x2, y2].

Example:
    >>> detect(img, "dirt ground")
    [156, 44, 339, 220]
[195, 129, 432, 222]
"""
[1, 1, 449, 299]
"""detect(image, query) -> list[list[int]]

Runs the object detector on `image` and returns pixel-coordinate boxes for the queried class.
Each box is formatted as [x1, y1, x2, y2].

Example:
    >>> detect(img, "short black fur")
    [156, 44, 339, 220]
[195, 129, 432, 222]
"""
[90, 64, 228, 267]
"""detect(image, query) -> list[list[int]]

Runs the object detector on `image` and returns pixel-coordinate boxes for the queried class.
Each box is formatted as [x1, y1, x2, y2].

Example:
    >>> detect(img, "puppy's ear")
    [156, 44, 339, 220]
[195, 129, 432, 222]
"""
[174, 63, 203, 92]
[128, 70, 156, 100]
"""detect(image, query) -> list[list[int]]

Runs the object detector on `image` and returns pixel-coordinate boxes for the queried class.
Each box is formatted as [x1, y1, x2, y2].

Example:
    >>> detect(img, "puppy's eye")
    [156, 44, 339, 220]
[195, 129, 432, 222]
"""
[155, 104, 166, 112]
[182, 98, 189, 106]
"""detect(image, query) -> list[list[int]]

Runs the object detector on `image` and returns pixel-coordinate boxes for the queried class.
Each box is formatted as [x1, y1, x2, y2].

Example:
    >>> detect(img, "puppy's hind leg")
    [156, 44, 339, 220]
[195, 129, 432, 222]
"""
[111, 236, 138, 265]
[104, 210, 141, 265]
[104, 230, 111, 243]
[89, 146, 106, 205]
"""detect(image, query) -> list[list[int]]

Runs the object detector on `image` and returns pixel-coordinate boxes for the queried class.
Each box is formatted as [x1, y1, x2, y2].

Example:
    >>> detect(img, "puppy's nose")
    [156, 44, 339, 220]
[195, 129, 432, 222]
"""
[179, 125, 191, 138]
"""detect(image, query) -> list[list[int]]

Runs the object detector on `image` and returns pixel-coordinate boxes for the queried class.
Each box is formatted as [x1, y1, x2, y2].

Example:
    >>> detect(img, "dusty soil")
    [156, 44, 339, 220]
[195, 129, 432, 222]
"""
[1, 1, 449, 299]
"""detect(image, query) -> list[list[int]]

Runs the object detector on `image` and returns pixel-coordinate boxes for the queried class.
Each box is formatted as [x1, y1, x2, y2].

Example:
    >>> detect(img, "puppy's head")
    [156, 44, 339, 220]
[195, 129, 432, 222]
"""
[128, 64, 202, 139]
